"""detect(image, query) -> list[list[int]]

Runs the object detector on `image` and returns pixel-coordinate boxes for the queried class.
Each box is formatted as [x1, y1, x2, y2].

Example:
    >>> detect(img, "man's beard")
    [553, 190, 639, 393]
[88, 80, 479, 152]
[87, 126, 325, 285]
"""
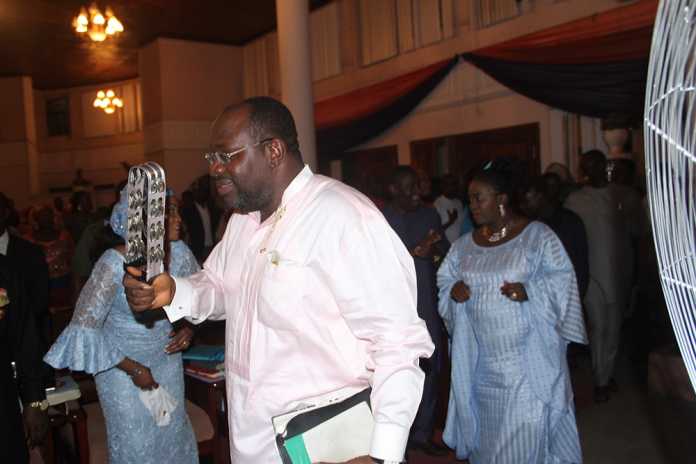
[227, 179, 272, 214]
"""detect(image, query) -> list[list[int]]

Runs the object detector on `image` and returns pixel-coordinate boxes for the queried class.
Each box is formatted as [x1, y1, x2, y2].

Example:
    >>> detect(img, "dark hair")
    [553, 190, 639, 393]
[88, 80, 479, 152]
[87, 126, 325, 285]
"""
[389, 165, 417, 187]
[90, 225, 124, 264]
[528, 173, 562, 204]
[0, 192, 10, 212]
[471, 157, 529, 211]
[609, 158, 636, 185]
[241, 97, 300, 155]
[581, 149, 607, 166]
[580, 149, 608, 183]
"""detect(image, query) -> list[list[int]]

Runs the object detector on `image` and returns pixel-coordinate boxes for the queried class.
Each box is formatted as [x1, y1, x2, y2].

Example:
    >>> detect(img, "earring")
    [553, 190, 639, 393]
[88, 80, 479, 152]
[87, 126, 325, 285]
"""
[498, 204, 506, 217]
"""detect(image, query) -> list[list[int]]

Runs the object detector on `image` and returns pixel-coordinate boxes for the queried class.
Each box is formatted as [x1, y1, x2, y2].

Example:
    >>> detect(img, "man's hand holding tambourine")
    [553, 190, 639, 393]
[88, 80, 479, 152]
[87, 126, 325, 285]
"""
[123, 267, 175, 312]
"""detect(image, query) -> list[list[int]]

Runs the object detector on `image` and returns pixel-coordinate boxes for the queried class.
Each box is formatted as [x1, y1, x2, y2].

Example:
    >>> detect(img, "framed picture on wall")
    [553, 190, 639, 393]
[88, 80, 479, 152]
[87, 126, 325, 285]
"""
[46, 96, 71, 137]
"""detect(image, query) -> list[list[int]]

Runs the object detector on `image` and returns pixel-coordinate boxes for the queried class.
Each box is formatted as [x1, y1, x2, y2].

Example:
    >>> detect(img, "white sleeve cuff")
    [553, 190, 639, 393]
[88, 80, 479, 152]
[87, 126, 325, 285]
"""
[369, 422, 408, 462]
[163, 276, 193, 322]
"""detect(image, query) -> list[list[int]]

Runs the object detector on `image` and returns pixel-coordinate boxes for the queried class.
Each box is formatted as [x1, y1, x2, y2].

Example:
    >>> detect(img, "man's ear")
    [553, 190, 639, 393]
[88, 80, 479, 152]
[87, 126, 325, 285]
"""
[387, 183, 398, 197]
[267, 138, 284, 169]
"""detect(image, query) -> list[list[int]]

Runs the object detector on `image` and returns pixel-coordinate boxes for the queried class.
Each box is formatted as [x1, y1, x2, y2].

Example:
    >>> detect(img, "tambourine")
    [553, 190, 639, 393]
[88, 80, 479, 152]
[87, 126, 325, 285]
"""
[125, 162, 167, 282]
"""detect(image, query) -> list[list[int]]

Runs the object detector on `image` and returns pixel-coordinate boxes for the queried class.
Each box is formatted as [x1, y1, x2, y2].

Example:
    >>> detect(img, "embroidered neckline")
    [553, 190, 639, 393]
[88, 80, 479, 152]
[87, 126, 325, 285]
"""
[258, 205, 287, 255]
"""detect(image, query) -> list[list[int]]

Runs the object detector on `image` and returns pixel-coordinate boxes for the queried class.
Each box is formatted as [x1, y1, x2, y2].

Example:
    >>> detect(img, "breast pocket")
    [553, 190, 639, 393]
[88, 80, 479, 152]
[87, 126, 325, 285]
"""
[258, 259, 308, 332]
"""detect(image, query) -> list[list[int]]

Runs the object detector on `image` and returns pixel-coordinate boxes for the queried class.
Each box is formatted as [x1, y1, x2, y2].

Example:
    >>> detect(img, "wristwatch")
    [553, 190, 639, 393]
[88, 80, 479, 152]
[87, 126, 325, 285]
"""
[28, 399, 49, 411]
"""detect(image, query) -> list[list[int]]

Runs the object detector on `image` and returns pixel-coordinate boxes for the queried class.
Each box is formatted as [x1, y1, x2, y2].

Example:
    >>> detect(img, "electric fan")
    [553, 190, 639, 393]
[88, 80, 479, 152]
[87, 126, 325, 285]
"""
[644, 0, 696, 391]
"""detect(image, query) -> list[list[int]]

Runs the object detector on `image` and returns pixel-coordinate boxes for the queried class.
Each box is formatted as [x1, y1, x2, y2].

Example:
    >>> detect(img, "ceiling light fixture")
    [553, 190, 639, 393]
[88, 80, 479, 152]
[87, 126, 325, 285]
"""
[73, 4, 124, 42]
[93, 89, 123, 114]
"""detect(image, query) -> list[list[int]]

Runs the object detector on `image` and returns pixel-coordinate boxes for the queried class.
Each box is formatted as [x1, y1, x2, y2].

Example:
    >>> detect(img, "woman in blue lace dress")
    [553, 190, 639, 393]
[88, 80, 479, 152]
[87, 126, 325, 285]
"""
[45, 189, 200, 464]
[437, 161, 588, 464]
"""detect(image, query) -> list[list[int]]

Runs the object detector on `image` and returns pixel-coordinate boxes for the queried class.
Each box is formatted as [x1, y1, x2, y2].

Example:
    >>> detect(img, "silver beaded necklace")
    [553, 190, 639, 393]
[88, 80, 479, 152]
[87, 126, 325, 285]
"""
[487, 225, 509, 243]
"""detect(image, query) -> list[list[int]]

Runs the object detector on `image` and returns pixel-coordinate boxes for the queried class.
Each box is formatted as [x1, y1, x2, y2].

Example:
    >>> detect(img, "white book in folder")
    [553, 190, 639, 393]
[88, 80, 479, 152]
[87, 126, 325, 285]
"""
[272, 387, 374, 464]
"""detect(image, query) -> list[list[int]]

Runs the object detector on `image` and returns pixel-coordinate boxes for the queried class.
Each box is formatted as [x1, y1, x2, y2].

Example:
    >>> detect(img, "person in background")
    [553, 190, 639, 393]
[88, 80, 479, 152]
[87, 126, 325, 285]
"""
[437, 159, 587, 464]
[181, 177, 221, 263]
[545, 162, 578, 203]
[53, 196, 65, 215]
[63, 191, 95, 245]
[0, 192, 50, 464]
[1, 193, 21, 232]
[434, 174, 465, 245]
[72, 181, 127, 293]
[45, 188, 199, 464]
[71, 168, 92, 193]
[382, 166, 449, 457]
[215, 208, 234, 243]
[123, 96, 434, 464]
[71, 207, 112, 292]
[26, 205, 74, 307]
[415, 168, 436, 206]
[609, 158, 645, 317]
[565, 149, 631, 402]
[523, 173, 589, 299]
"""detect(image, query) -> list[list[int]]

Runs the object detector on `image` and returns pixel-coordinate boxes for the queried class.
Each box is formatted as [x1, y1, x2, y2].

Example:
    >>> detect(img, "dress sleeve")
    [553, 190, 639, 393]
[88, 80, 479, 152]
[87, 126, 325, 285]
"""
[525, 226, 588, 345]
[43, 250, 125, 374]
[436, 238, 465, 335]
[169, 241, 201, 278]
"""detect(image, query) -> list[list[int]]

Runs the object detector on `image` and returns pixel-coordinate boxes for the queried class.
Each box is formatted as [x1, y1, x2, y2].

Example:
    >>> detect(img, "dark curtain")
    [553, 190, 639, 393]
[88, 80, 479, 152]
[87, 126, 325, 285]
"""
[463, 54, 648, 118]
[459, 0, 657, 119]
[316, 58, 457, 159]
[311, 0, 658, 157]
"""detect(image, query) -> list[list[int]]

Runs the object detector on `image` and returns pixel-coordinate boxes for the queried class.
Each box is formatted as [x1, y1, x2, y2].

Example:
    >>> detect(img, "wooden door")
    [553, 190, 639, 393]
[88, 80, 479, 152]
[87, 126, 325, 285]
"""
[341, 145, 398, 202]
[411, 123, 540, 186]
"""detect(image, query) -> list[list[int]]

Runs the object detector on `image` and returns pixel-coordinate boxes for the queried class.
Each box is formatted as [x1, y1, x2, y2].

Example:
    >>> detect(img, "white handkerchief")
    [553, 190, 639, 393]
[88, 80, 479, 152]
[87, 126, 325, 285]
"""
[138, 386, 178, 427]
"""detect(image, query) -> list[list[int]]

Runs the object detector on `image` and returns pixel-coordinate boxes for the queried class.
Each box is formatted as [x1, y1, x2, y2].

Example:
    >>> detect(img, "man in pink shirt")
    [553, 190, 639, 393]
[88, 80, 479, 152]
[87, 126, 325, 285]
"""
[124, 97, 434, 464]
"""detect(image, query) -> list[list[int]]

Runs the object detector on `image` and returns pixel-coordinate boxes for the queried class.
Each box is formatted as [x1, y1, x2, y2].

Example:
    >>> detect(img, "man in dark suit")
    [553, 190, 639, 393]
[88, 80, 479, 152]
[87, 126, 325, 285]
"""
[382, 166, 450, 457]
[523, 174, 589, 298]
[181, 176, 221, 262]
[0, 193, 50, 463]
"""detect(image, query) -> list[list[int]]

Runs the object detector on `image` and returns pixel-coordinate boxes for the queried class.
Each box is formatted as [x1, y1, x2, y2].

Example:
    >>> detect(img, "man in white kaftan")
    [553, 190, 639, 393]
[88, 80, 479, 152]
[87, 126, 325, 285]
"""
[565, 150, 632, 401]
[124, 97, 434, 464]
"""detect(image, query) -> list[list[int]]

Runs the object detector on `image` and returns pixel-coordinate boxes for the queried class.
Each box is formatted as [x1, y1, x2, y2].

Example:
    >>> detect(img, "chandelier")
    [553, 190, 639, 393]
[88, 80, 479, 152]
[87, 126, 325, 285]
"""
[93, 90, 123, 114]
[73, 4, 124, 42]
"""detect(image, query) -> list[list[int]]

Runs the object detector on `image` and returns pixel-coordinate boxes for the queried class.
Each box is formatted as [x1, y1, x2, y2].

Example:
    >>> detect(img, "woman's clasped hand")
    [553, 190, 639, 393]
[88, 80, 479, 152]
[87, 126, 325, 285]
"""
[449, 280, 527, 303]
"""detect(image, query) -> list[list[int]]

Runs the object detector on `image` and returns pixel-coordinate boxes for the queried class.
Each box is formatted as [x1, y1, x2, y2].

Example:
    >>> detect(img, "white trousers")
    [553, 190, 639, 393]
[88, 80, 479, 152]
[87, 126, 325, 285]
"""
[584, 279, 624, 386]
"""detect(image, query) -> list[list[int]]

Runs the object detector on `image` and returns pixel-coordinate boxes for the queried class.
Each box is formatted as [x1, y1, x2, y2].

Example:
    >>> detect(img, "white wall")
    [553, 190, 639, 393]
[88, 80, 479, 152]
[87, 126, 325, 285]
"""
[243, 0, 636, 174]
[353, 60, 555, 167]
[35, 78, 144, 205]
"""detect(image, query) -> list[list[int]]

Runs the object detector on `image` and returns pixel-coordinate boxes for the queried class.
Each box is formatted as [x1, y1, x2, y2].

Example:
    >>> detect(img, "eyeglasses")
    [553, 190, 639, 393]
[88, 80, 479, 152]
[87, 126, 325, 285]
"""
[204, 138, 273, 166]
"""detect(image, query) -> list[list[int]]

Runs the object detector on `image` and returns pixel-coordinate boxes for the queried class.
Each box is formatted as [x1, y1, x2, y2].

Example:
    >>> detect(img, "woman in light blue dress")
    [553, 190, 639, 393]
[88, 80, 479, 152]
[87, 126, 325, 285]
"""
[437, 161, 587, 464]
[45, 189, 200, 464]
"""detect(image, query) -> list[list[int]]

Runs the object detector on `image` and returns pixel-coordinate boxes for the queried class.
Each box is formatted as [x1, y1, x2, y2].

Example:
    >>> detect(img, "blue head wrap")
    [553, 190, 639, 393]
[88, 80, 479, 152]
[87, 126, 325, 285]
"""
[110, 187, 128, 239]
[110, 186, 176, 240]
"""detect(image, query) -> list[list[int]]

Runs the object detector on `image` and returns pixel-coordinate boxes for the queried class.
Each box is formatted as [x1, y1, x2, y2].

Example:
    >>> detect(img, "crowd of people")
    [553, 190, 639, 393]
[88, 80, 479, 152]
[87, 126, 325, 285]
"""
[1, 96, 651, 464]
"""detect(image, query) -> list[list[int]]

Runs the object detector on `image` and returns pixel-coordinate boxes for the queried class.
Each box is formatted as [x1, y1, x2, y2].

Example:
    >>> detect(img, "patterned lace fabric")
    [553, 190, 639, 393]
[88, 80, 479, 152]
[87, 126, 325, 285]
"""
[45, 240, 201, 463]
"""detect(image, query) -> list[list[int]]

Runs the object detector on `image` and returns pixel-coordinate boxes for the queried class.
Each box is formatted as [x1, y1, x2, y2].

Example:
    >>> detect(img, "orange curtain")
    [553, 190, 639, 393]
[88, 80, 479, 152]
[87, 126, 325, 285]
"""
[474, 0, 658, 64]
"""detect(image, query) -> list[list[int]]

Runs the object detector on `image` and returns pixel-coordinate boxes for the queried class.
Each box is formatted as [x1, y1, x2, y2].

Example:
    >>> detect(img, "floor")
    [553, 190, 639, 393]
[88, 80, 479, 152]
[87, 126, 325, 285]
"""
[407, 339, 696, 464]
